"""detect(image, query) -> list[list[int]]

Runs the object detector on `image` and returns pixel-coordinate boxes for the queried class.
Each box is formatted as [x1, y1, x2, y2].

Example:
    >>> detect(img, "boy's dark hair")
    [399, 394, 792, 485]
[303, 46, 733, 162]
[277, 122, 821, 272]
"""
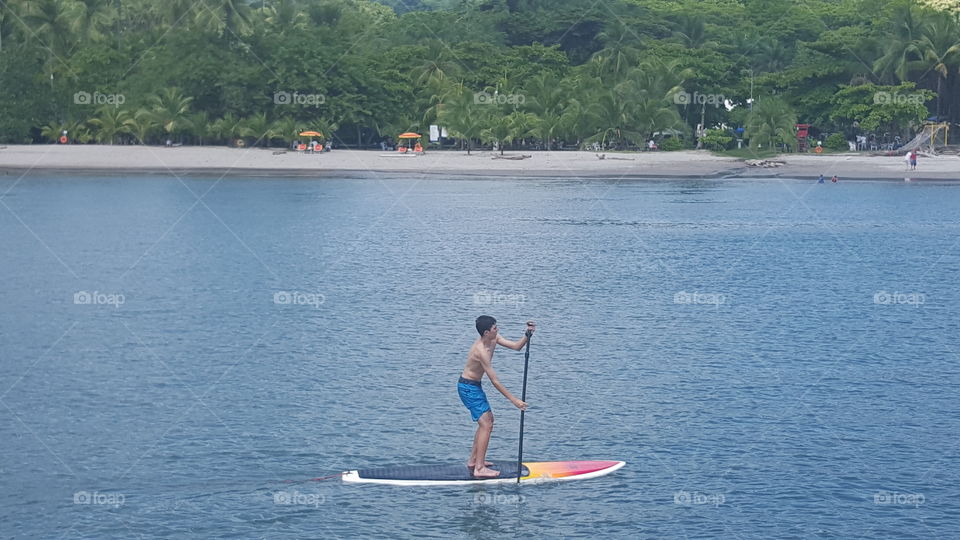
[476, 315, 496, 336]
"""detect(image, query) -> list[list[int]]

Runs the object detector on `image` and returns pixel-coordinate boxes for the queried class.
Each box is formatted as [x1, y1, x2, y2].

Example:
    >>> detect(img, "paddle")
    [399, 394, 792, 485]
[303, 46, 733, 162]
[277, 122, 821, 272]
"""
[516, 327, 532, 484]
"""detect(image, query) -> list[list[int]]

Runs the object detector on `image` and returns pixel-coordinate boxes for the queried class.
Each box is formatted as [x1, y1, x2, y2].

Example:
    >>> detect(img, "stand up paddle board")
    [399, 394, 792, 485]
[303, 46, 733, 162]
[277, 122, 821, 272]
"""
[342, 460, 624, 486]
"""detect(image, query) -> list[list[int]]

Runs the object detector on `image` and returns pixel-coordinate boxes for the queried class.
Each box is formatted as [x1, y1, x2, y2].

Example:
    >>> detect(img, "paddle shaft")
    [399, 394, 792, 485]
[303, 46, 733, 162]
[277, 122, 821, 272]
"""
[516, 334, 531, 483]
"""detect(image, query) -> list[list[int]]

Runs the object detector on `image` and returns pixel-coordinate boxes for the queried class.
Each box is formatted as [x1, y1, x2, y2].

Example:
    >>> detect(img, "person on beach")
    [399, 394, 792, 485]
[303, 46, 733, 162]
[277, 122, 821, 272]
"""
[905, 151, 912, 171]
[910, 152, 917, 171]
[831, 175, 839, 183]
[818, 174, 825, 183]
[458, 316, 534, 478]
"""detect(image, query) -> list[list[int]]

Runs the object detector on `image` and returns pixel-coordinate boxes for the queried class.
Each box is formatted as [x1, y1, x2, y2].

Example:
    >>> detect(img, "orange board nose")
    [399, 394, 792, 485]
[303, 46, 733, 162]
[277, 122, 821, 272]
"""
[523, 460, 623, 478]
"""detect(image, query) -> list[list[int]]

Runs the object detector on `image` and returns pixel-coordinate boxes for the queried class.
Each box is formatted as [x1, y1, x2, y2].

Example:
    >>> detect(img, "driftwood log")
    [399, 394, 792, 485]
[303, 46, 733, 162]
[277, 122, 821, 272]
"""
[745, 159, 785, 168]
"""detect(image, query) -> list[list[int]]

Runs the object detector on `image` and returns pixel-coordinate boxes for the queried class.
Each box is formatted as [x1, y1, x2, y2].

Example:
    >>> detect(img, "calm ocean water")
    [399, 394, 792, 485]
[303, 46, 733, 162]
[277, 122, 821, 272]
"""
[1, 174, 959, 539]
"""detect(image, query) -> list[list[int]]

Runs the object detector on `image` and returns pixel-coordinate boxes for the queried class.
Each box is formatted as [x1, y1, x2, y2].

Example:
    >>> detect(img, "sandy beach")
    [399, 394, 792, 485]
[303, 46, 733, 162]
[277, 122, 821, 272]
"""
[0, 145, 956, 179]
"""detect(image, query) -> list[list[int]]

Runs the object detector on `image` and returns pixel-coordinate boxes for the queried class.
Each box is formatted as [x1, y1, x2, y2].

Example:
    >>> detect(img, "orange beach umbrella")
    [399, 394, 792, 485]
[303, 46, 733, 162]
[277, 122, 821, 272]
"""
[299, 131, 323, 137]
[398, 132, 421, 138]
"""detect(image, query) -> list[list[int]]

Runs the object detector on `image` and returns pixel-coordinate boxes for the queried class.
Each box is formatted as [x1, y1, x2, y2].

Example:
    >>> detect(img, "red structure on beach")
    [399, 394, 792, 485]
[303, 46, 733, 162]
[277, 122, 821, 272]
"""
[796, 124, 810, 153]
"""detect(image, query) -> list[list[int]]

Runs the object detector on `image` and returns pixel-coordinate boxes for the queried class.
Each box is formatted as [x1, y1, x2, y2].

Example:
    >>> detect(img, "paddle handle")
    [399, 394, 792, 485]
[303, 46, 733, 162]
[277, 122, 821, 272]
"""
[516, 333, 531, 483]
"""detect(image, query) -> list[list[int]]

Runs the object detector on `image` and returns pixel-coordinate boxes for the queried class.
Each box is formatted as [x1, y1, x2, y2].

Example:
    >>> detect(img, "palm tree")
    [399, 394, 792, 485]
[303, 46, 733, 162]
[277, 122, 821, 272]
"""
[307, 117, 338, 144]
[873, 4, 925, 83]
[596, 17, 642, 53]
[577, 57, 694, 150]
[143, 87, 194, 142]
[916, 13, 960, 120]
[411, 43, 463, 88]
[531, 110, 564, 150]
[671, 13, 713, 49]
[19, 0, 73, 58]
[40, 122, 62, 143]
[726, 28, 762, 61]
[65, 0, 114, 43]
[421, 75, 459, 149]
[745, 97, 797, 151]
[523, 73, 570, 150]
[621, 60, 691, 143]
[194, 0, 252, 36]
[586, 88, 642, 149]
[479, 71, 525, 113]
[625, 59, 693, 103]
[211, 113, 242, 145]
[0, 2, 16, 52]
[480, 109, 513, 155]
[588, 46, 641, 85]
[187, 111, 212, 145]
[523, 73, 567, 118]
[378, 114, 422, 141]
[559, 95, 592, 147]
[87, 106, 131, 144]
[754, 38, 791, 73]
[239, 112, 277, 147]
[481, 111, 533, 155]
[158, 0, 196, 30]
[271, 116, 301, 148]
[41, 118, 91, 143]
[632, 98, 686, 143]
[124, 113, 157, 144]
[439, 89, 486, 154]
[259, 0, 307, 33]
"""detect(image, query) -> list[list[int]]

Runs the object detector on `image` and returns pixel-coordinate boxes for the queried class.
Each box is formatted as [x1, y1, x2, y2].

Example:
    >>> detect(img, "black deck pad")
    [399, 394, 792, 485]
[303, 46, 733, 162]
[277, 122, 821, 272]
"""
[357, 460, 529, 481]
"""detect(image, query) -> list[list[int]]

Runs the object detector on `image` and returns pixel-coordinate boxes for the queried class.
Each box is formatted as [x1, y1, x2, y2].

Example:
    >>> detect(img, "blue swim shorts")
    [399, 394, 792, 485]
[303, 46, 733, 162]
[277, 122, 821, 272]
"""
[458, 376, 491, 421]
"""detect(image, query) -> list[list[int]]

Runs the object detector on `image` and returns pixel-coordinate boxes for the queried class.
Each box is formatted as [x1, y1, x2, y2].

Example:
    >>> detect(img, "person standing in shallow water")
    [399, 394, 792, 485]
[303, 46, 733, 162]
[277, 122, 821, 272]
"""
[458, 316, 534, 478]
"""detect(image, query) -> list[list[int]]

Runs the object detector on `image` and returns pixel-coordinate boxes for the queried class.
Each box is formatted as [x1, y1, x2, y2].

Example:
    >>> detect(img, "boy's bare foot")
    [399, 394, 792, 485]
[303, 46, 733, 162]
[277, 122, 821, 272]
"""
[472, 467, 501, 478]
[466, 460, 494, 468]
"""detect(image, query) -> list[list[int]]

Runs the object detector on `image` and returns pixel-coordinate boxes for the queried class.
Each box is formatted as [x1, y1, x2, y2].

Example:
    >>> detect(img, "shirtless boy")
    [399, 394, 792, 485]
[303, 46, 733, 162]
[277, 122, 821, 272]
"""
[458, 316, 535, 478]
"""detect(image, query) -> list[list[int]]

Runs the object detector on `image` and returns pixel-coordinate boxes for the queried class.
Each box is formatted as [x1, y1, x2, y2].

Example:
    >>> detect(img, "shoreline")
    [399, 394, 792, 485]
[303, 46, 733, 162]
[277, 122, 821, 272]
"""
[3, 167, 957, 183]
[0, 145, 957, 180]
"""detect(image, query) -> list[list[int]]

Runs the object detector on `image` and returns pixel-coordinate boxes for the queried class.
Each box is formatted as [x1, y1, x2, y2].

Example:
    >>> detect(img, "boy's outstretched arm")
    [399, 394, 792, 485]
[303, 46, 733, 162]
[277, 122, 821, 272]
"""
[480, 355, 527, 410]
[495, 321, 536, 351]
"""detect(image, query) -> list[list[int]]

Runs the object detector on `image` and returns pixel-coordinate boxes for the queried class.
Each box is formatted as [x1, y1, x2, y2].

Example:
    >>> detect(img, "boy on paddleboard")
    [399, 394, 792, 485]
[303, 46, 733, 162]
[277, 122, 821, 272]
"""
[458, 316, 534, 478]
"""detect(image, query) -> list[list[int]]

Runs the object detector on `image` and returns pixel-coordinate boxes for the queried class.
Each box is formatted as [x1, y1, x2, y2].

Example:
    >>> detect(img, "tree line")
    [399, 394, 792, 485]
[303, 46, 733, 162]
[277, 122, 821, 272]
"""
[0, 0, 956, 151]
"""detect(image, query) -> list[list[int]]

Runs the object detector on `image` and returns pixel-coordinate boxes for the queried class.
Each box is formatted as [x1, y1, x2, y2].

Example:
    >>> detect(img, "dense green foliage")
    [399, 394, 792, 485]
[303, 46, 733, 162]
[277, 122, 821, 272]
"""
[1, 0, 957, 150]
[825, 132, 850, 150]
